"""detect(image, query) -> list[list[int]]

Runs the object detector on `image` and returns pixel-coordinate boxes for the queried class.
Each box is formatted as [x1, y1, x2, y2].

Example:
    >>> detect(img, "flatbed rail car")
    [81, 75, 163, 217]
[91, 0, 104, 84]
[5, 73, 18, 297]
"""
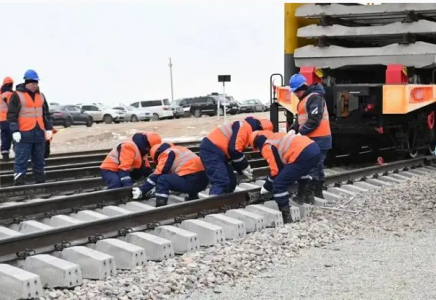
[270, 3, 436, 162]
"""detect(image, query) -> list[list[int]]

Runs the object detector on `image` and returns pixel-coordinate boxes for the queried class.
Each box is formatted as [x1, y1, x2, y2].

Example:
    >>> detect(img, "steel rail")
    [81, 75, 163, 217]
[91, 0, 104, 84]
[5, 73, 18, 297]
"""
[0, 151, 262, 176]
[6, 140, 202, 159]
[1, 155, 432, 223]
[0, 143, 202, 172]
[0, 155, 433, 260]
[0, 157, 265, 193]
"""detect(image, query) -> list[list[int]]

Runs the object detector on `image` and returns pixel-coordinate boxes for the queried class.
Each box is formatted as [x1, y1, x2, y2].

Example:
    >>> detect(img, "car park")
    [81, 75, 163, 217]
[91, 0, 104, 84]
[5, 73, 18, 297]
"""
[49, 105, 93, 128]
[130, 99, 173, 121]
[78, 104, 125, 124]
[113, 106, 151, 122]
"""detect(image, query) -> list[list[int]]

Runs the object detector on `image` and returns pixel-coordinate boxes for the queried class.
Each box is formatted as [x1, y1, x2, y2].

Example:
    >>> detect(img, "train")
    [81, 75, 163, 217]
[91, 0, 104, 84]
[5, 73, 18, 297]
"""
[270, 3, 436, 164]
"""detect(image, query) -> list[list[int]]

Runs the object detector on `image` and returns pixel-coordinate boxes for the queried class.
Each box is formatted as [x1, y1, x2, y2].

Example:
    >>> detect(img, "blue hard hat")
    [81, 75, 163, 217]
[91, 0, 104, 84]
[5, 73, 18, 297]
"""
[289, 74, 307, 92]
[23, 69, 39, 81]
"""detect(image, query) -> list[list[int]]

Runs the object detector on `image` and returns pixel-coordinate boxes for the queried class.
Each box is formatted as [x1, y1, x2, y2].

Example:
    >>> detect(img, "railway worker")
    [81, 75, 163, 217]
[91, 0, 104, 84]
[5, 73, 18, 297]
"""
[100, 132, 162, 189]
[289, 74, 332, 202]
[7, 70, 53, 185]
[0, 77, 14, 161]
[255, 130, 320, 223]
[132, 143, 209, 207]
[250, 129, 312, 205]
[199, 117, 273, 196]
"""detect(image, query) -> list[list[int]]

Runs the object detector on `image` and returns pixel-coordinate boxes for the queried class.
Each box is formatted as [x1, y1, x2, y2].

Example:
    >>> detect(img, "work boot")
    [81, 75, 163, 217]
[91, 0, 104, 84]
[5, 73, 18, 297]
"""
[155, 196, 168, 208]
[14, 176, 25, 186]
[279, 205, 293, 224]
[1, 153, 9, 162]
[185, 194, 199, 201]
[315, 179, 325, 199]
[304, 180, 317, 205]
[33, 173, 45, 184]
[292, 181, 308, 205]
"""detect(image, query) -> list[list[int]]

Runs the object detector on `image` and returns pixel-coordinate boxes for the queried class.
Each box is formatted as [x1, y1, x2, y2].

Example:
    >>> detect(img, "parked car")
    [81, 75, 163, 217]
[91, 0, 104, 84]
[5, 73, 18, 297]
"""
[169, 101, 185, 119]
[130, 99, 173, 121]
[78, 104, 125, 124]
[238, 99, 266, 113]
[49, 105, 93, 128]
[207, 93, 239, 115]
[263, 102, 270, 112]
[177, 96, 234, 118]
[113, 106, 151, 122]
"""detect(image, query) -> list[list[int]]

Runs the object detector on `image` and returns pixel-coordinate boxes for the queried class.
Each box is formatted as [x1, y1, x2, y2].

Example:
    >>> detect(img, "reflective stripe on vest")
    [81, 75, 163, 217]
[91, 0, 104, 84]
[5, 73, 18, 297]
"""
[297, 92, 331, 137]
[164, 148, 197, 174]
[107, 141, 140, 171]
[277, 135, 296, 164]
[17, 91, 45, 131]
[217, 121, 243, 140]
[0, 92, 10, 121]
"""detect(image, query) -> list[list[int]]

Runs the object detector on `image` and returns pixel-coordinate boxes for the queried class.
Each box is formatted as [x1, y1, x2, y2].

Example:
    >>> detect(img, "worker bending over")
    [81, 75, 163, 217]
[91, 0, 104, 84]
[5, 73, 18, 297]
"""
[251, 129, 313, 205]
[100, 132, 162, 189]
[0, 77, 14, 161]
[7, 70, 53, 185]
[132, 143, 209, 207]
[289, 74, 332, 202]
[253, 130, 320, 223]
[199, 117, 273, 196]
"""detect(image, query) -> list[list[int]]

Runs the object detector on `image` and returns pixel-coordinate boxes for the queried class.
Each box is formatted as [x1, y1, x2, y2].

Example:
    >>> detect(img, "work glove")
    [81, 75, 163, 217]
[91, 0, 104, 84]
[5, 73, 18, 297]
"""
[287, 129, 296, 136]
[45, 130, 53, 141]
[260, 187, 269, 194]
[132, 187, 142, 200]
[12, 132, 21, 143]
[242, 165, 253, 180]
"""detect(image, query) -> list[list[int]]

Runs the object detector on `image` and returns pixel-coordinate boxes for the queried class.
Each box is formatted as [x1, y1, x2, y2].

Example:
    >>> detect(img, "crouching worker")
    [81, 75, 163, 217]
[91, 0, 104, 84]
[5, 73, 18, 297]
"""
[199, 117, 273, 196]
[132, 143, 209, 207]
[252, 130, 320, 223]
[100, 132, 161, 189]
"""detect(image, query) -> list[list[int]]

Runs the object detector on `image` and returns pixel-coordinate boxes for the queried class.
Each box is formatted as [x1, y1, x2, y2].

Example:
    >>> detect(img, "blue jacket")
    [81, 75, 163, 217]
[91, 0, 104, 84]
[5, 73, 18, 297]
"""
[291, 84, 332, 150]
[7, 84, 53, 143]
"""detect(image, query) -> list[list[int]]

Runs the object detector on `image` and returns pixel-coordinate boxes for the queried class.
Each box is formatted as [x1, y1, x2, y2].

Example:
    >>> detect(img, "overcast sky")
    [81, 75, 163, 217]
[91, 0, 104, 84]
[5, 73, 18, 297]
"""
[0, 1, 283, 106]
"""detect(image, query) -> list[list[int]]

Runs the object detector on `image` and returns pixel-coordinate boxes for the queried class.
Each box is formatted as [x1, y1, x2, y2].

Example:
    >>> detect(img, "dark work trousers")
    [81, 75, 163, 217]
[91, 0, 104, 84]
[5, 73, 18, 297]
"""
[199, 138, 237, 196]
[308, 149, 328, 181]
[155, 171, 209, 200]
[273, 151, 321, 208]
[100, 169, 134, 189]
[14, 141, 45, 181]
[0, 121, 11, 155]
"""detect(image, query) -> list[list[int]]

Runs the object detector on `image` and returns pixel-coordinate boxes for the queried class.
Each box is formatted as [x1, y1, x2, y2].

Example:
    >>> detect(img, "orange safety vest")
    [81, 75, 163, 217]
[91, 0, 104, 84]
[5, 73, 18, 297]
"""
[17, 91, 46, 131]
[297, 93, 331, 137]
[161, 146, 204, 176]
[277, 134, 314, 164]
[100, 140, 143, 172]
[206, 120, 250, 158]
[0, 91, 12, 122]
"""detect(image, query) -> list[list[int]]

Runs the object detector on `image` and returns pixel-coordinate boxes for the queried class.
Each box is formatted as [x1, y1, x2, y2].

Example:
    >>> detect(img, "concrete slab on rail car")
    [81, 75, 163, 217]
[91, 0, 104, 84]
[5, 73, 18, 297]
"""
[294, 42, 436, 69]
[295, 4, 436, 20]
[297, 21, 436, 39]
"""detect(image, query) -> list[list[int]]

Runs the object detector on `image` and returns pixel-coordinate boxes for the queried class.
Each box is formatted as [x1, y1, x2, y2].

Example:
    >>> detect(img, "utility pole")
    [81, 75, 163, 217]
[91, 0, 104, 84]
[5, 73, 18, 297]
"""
[169, 58, 174, 102]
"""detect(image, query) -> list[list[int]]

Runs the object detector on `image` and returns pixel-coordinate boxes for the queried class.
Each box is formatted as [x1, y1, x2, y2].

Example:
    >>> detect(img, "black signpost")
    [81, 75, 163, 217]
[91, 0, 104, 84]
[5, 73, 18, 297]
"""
[217, 75, 231, 122]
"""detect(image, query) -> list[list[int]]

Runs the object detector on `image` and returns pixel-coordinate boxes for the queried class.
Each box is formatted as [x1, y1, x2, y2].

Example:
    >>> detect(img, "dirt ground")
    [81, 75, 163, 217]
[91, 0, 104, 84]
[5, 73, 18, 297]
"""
[50, 112, 279, 154]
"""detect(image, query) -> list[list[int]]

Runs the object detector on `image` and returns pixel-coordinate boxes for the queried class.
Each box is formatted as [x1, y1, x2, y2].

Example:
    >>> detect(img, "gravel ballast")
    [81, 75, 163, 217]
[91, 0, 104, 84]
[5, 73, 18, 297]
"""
[39, 174, 436, 300]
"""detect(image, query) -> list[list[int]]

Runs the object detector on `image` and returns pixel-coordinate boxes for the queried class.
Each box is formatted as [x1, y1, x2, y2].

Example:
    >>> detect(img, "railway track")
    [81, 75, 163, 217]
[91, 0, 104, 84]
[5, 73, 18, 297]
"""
[0, 155, 434, 299]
